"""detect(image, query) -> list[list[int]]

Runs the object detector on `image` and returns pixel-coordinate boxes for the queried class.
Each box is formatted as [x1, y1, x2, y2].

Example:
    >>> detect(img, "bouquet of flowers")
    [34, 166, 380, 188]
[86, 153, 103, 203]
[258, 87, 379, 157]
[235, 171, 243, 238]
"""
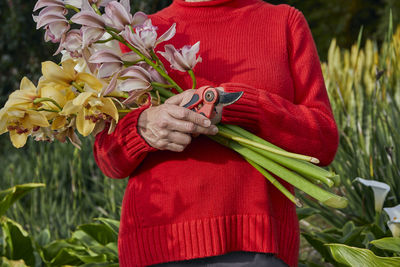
[0, 0, 348, 209]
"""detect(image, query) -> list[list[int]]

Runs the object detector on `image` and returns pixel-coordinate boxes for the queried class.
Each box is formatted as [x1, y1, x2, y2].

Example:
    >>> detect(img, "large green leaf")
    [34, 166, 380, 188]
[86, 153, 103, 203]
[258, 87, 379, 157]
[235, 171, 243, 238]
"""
[41, 240, 86, 262]
[302, 232, 335, 263]
[297, 207, 321, 221]
[0, 218, 35, 266]
[0, 257, 27, 267]
[76, 223, 117, 246]
[0, 183, 45, 217]
[370, 237, 400, 254]
[94, 218, 120, 236]
[327, 243, 400, 267]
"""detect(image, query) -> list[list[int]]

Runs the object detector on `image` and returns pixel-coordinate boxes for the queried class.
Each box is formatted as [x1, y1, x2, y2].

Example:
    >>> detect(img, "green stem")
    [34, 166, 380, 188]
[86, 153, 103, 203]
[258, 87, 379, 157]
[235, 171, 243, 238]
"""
[91, 4, 101, 15]
[210, 135, 348, 209]
[95, 37, 114, 44]
[106, 29, 184, 93]
[223, 124, 335, 178]
[153, 86, 176, 98]
[71, 82, 84, 93]
[123, 59, 143, 67]
[151, 82, 175, 88]
[217, 126, 320, 163]
[65, 4, 80, 13]
[220, 124, 336, 187]
[188, 69, 197, 89]
[33, 98, 62, 111]
[150, 50, 165, 69]
[246, 158, 302, 207]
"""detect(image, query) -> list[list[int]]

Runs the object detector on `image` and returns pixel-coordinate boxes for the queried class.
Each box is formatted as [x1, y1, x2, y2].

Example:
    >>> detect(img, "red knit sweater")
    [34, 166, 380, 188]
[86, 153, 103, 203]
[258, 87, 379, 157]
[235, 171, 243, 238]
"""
[93, 0, 339, 266]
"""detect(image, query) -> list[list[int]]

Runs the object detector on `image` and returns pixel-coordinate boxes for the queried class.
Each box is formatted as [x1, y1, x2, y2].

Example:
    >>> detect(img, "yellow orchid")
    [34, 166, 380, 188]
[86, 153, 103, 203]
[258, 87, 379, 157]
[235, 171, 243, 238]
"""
[0, 105, 50, 148]
[5, 77, 38, 109]
[60, 92, 118, 136]
[41, 59, 103, 91]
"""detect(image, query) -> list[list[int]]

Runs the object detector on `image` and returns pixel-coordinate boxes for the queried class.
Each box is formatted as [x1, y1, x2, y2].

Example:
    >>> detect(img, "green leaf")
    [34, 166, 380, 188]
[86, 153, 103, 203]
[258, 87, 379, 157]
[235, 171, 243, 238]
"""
[0, 218, 35, 266]
[48, 248, 84, 266]
[302, 232, 335, 263]
[0, 257, 27, 267]
[371, 237, 400, 254]
[42, 240, 85, 262]
[35, 228, 51, 247]
[81, 263, 119, 267]
[77, 223, 118, 246]
[0, 183, 45, 217]
[94, 218, 120, 236]
[327, 243, 400, 267]
[297, 207, 321, 220]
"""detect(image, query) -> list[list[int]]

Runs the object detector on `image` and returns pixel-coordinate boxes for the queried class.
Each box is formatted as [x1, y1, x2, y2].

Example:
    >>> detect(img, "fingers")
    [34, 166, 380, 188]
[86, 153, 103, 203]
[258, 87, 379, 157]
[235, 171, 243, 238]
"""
[167, 105, 210, 127]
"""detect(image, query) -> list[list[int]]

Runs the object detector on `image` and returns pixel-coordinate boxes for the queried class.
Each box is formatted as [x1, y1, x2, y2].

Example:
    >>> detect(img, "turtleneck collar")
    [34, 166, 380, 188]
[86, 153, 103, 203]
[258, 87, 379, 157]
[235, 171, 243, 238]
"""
[174, 0, 235, 7]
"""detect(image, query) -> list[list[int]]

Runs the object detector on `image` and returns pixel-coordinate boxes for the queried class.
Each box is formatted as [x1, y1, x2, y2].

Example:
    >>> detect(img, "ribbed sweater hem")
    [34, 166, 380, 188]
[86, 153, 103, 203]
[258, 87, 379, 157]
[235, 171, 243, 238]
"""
[118, 214, 280, 266]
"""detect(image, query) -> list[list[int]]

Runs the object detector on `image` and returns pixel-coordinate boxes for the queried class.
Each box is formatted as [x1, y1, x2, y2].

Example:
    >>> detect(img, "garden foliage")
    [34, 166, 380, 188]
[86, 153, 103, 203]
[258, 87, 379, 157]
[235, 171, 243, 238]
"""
[298, 24, 400, 266]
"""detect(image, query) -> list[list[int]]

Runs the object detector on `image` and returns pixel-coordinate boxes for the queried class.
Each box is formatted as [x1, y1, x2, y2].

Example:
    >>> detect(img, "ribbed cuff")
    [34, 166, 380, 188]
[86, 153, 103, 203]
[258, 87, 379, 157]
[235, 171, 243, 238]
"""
[118, 103, 158, 160]
[220, 83, 260, 130]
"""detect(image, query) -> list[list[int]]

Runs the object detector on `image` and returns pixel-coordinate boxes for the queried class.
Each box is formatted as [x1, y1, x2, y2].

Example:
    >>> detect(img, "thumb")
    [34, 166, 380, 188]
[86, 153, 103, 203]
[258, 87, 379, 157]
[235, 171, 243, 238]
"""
[164, 93, 184, 105]
[165, 89, 196, 106]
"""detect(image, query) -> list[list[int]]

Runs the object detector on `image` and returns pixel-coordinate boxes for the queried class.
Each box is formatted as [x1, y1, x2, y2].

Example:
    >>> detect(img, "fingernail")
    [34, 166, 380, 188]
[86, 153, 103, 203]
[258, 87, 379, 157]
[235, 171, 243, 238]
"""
[212, 126, 218, 134]
[204, 119, 211, 127]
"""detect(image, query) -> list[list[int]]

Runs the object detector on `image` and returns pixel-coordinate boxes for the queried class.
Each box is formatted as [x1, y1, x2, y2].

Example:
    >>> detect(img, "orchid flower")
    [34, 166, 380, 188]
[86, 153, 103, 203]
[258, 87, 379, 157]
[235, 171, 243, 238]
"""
[355, 177, 390, 212]
[33, 0, 65, 12]
[384, 204, 400, 237]
[64, 0, 115, 9]
[33, 5, 70, 44]
[121, 19, 176, 58]
[103, 1, 147, 31]
[158, 41, 202, 72]
[70, 9, 106, 47]
[41, 59, 103, 90]
[89, 49, 141, 78]
[59, 29, 83, 57]
[117, 66, 152, 104]
[0, 78, 50, 148]
[60, 91, 118, 136]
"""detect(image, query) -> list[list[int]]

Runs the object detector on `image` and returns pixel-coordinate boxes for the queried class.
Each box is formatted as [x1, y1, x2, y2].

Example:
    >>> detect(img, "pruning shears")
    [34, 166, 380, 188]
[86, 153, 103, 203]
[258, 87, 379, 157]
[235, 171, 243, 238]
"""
[182, 86, 243, 119]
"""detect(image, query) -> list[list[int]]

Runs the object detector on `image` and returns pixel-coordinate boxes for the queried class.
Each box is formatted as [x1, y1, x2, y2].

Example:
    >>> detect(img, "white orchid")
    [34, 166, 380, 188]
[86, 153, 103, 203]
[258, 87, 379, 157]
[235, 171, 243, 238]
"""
[355, 177, 390, 212]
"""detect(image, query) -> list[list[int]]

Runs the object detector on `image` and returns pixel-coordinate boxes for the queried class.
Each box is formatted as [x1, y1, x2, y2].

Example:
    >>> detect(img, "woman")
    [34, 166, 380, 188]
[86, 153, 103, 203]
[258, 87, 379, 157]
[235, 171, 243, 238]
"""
[93, 0, 339, 266]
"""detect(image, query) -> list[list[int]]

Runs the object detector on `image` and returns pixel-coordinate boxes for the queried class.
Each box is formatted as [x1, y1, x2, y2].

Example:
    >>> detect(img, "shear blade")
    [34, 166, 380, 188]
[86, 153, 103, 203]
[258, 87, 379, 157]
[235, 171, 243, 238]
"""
[218, 91, 243, 106]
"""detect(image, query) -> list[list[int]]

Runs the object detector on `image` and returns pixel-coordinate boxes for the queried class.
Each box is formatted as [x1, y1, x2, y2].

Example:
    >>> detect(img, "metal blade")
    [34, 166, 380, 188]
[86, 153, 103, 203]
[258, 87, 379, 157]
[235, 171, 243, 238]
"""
[218, 91, 243, 106]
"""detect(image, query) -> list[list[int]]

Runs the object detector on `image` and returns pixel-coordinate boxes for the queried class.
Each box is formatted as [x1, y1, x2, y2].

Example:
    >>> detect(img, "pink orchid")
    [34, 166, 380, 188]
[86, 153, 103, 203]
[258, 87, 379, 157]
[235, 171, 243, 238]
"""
[89, 50, 141, 78]
[33, 4, 70, 44]
[138, 62, 168, 84]
[121, 19, 176, 58]
[70, 10, 106, 47]
[158, 41, 202, 72]
[103, 1, 147, 31]
[117, 66, 153, 104]
[33, 0, 65, 12]
[61, 30, 83, 57]
[64, 0, 115, 9]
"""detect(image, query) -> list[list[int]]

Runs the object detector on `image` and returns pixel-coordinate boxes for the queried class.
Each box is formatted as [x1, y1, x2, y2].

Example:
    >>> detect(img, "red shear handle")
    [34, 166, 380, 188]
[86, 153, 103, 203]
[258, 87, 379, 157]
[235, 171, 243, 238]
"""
[183, 86, 219, 119]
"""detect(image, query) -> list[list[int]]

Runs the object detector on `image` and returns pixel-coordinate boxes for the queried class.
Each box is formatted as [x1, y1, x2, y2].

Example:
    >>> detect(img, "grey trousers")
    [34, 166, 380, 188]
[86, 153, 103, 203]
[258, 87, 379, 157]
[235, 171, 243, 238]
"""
[150, 251, 289, 267]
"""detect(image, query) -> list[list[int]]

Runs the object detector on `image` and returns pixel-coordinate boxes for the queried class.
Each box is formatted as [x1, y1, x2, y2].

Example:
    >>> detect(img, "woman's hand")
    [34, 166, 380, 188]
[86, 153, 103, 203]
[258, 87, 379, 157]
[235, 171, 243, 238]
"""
[137, 90, 219, 152]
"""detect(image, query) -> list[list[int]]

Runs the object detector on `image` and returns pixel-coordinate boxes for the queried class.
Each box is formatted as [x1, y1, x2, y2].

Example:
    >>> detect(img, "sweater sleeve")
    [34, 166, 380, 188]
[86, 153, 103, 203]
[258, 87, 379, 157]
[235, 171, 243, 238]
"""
[220, 8, 339, 167]
[93, 103, 157, 179]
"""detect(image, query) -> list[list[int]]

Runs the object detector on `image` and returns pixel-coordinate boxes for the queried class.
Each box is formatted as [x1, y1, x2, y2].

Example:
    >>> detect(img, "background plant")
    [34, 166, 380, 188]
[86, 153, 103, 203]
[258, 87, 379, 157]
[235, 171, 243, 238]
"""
[297, 23, 400, 267]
